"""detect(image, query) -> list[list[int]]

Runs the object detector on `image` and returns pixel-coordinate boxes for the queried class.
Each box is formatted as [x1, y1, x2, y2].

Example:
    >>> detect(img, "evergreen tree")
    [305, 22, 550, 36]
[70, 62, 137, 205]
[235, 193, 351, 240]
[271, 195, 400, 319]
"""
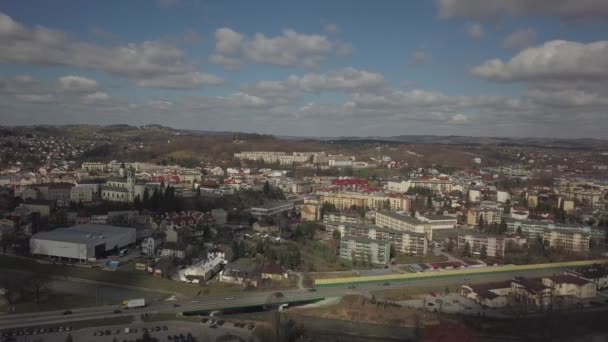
[446, 239, 455, 253]
[463, 241, 471, 257]
[480, 245, 487, 259]
[263, 181, 271, 195]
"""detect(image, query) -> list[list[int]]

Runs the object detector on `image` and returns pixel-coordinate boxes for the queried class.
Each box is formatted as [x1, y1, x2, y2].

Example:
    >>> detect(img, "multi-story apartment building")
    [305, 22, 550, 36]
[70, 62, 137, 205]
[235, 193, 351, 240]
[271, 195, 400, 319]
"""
[81, 162, 106, 172]
[323, 211, 361, 233]
[457, 233, 506, 257]
[505, 219, 605, 244]
[410, 177, 462, 194]
[70, 184, 99, 203]
[467, 202, 504, 226]
[320, 192, 410, 212]
[543, 229, 590, 254]
[386, 180, 410, 193]
[250, 200, 297, 218]
[417, 214, 458, 230]
[336, 222, 427, 256]
[340, 235, 391, 265]
[375, 211, 432, 239]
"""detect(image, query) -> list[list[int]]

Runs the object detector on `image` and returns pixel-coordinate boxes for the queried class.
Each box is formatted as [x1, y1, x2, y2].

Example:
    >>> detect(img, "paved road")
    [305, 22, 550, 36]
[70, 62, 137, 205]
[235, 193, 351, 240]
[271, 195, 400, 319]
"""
[0, 266, 568, 330]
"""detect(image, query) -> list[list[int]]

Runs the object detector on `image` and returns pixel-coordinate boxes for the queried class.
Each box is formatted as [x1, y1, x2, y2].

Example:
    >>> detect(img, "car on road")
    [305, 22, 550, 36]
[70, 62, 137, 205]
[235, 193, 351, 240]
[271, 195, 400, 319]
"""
[201, 318, 208, 324]
[191, 300, 200, 304]
[348, 285, 356, 289]
[173, 303, 181, 307]
[274, 292, 284, 297]
[217, 320, 225, 326]
[113, 329, 120, 334]
[113, 309, 122, 314]
[62, 310, 72, 315]
[382, 282, 390, 286]
[308, 288, 317, 292]
[225, 296, 235, 300]
[427, 302, 435, 306]
[210, 324, 218, 329]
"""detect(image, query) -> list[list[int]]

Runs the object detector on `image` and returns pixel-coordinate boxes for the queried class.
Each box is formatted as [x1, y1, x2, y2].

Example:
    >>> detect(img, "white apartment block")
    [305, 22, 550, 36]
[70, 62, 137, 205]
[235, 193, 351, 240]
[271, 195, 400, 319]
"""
[340, 236, 391, 265]
[320, 192, 410, 212]
[457, 233, 505, 257]
[543, 230, 590, 254]
[375, 211, 432, 240]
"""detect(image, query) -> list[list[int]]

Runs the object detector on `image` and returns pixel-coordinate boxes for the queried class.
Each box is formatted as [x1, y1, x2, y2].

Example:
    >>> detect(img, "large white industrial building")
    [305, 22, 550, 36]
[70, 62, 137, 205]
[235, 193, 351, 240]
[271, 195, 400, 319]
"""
[30, 224, 136, 261]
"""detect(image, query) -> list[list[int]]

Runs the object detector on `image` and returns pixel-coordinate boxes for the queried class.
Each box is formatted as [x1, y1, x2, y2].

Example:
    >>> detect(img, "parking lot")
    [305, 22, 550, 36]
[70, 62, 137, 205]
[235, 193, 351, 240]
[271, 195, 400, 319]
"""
[2, 320, 255, 342]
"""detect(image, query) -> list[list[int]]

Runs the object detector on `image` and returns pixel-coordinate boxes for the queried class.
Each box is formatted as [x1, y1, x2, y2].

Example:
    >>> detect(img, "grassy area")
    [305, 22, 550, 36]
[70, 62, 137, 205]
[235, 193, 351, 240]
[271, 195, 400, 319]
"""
[291, 295, 434, 329]
[0, 293, 97, 314]
[394, 253, 448, 264]
[298, 240, 352, 272]
[310, 271, 360, 280]
[0, 255, 243, 297]
[371, 284, 459, 301]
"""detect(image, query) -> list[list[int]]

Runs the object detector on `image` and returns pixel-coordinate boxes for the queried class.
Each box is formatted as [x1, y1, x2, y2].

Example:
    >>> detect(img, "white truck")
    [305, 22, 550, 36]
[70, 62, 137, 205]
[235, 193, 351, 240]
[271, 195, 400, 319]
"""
[122, 298, 146, 309]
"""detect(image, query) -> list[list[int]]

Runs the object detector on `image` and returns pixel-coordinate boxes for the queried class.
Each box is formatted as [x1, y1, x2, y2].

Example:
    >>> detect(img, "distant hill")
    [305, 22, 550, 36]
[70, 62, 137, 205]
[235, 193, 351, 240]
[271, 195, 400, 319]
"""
[1, 125, 606, 150]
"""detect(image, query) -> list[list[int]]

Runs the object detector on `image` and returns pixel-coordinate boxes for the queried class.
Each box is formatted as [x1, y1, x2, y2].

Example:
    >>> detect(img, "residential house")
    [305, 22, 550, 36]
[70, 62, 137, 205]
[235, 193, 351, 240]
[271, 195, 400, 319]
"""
[460, 281, 512, 309]
[542, 275, 597, 299]
[511, 277, 553, 308]
[260, 262, 288, 280]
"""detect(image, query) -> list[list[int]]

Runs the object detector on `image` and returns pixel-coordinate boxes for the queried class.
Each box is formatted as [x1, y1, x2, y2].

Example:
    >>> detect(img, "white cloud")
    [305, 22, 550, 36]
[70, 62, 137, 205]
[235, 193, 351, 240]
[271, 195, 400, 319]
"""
[58, 75, 98, 92]
[0, 12, 221, 89]
[15, 93, 56, 103]
[502, 28, 537, 50]
[525, 82, 608, 107]
[82, 91, 110, 104]
[135, 72, 223, 89]
[409, 50, 428, 66]
[471, 40, 608, 82]
[210, 27, 346, 69]
[465, 23, 484, 39]
[450, 114, 468, 123]
[287, 68, 385, 92]
[437, 0, 608, 21]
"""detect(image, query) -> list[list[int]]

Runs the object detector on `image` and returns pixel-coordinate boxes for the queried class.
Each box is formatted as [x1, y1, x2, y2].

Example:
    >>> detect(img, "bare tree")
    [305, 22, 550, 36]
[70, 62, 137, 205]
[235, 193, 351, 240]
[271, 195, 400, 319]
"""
[25, 273, 50, 304]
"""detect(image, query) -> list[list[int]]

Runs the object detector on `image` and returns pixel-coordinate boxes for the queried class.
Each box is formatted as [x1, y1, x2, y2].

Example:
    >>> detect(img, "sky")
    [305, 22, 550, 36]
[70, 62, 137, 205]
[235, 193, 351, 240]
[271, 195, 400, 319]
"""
[1, 0, 608, 138]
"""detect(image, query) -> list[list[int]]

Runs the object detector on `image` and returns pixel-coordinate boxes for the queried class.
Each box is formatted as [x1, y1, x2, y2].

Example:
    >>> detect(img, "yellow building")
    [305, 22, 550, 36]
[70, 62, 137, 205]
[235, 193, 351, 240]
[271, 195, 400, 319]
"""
[320, 192, 410, 212]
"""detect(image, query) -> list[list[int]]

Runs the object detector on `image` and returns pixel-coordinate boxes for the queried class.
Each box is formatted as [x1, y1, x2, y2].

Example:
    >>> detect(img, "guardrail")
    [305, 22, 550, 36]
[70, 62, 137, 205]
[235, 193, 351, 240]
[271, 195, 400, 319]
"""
[315, 259, 608, 287]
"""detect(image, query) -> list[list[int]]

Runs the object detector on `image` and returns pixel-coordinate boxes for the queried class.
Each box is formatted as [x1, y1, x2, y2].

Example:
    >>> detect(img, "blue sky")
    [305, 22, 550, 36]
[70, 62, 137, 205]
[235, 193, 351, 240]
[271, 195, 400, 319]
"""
[1, 0, 608, 138]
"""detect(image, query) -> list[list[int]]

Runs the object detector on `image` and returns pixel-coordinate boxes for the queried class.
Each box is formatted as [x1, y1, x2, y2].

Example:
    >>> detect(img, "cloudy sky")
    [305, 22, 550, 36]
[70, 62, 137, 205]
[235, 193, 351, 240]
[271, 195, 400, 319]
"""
[1, 0, 608, 138]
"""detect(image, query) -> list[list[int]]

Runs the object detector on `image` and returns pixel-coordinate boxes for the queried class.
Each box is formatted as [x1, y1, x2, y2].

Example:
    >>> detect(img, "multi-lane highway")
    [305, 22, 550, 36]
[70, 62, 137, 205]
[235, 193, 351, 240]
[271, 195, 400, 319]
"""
[0, 266, 570, 330]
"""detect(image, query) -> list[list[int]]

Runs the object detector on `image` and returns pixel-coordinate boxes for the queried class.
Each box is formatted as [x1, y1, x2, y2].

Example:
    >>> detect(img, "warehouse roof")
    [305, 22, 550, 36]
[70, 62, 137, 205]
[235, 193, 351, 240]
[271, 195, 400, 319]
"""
[31, 224, 135, 245]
